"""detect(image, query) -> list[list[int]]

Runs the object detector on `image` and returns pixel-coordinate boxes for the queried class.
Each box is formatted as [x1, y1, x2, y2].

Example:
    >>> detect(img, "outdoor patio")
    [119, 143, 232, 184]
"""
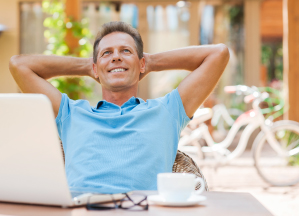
[1, 0, 299, 215]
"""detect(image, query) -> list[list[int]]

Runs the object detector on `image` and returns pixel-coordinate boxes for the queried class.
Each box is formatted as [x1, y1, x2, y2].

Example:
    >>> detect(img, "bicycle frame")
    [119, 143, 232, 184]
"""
[211, 104, 236, 127]
[252, 98, 289, 157]
[200, 110, 262, 162]
[178, 89, 284, 164]
[178, 110, 263, 163]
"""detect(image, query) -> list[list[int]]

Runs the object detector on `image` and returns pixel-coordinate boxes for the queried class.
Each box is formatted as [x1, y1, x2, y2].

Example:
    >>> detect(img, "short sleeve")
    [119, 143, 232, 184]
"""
[159, 88, 191, 130]
[55, 93, 71, 138]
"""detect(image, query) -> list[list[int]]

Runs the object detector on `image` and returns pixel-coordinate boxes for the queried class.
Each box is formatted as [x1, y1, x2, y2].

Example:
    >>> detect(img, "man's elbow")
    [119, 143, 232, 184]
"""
[9, 55, 30, 77]
[9, 55, 22, 75]
[215, 43, 230, 63]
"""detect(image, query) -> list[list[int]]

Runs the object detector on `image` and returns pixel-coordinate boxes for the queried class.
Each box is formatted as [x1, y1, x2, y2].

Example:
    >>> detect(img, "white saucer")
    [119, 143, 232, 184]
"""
[148, 194, 207, 207]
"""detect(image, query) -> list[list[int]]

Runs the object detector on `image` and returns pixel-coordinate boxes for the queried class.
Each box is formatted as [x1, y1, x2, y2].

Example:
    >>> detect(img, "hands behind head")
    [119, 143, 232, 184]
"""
[139, 53, 151, 81]
[88, 57, 101, 84]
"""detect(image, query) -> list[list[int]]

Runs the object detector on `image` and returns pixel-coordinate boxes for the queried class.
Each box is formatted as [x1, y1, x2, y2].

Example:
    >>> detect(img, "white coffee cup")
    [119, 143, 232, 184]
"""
[157, 173, 205, 202]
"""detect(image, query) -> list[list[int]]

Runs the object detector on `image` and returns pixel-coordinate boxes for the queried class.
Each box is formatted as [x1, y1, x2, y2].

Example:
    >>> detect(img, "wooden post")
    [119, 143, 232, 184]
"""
[64, 0, 81, 99]
[213, 5, 228, 44]
[244, 0, 261, 87]
[283, 0, 299, 121]
[198, 1, 206, 45]
[137, 2, 150, 100]
[189, 1, 200, 45]
[65, 0, 81, 54]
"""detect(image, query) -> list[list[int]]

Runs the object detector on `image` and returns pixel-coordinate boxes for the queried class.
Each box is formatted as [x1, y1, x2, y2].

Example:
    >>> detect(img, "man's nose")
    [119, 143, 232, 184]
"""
[112, 50, 122, 62]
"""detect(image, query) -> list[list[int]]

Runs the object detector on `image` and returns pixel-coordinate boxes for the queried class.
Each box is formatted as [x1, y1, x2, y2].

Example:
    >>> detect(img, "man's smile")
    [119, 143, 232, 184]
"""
[108, 67, 128, 73]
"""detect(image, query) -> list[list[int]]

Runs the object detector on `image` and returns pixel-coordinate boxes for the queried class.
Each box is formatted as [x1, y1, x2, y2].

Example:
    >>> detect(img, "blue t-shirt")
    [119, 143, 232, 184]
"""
[56, 88, 190, 194]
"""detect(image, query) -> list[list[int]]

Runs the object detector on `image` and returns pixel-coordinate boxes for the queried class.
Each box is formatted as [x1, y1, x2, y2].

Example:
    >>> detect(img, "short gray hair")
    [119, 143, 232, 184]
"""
[93, 21, 143, 63]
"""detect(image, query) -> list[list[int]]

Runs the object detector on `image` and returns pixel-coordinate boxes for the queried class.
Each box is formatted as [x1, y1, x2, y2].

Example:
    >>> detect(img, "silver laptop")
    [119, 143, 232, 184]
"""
[0, 94, 126, 207]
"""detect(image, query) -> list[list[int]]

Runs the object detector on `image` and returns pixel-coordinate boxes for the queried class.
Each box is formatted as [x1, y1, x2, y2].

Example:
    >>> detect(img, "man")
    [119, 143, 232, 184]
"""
[9, 21, 229, 193]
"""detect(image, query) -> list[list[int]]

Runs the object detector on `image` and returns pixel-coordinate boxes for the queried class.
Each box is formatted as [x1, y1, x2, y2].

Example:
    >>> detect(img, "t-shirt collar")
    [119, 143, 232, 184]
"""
[96, 96, 144, 109]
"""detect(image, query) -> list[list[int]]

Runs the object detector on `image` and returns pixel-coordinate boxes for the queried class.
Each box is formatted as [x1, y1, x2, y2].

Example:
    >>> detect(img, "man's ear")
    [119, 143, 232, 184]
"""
[92, 63, 99, 78]
[139, 57, 145, 74]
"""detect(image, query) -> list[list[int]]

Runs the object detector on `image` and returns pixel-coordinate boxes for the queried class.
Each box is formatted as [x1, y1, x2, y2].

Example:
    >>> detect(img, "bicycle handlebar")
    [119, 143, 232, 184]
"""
[244, 92, 270, 104]
[244, 94, 255, 103]
[223, 85, 255, 95]
[224, 86, 237, 93]
[224, 85, 285, 119]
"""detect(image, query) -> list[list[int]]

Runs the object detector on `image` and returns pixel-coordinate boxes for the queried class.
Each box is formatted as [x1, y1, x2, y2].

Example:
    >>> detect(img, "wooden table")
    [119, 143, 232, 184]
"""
[0, 191, 273, 216]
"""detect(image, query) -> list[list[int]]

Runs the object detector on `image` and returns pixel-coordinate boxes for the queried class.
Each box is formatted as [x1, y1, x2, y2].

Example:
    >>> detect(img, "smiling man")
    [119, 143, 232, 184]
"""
[9, 21, 229, 193]
[92, 25, 145, 105]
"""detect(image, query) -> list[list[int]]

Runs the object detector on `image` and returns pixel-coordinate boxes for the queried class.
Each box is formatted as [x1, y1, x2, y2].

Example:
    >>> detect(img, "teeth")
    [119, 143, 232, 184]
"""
[110, 68, 126, 73]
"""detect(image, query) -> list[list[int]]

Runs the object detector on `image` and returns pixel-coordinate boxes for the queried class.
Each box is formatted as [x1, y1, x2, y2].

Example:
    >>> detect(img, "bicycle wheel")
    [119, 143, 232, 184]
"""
[253, 120, 299, 186]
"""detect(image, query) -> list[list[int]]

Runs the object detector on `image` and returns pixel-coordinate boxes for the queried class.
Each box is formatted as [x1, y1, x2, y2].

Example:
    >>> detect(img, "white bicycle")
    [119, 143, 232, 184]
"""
[211, 104, 243, 133]
[179, 85, 299, 186]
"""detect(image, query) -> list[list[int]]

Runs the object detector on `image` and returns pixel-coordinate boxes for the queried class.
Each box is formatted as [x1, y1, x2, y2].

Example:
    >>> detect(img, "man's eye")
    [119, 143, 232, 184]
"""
[103, 51, 110, 56]
[123, 49, 130, 53]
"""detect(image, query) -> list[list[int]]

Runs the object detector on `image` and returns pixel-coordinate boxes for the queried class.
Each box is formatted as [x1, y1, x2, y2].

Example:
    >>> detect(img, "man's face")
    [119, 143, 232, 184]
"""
[93, 32, 145, 91]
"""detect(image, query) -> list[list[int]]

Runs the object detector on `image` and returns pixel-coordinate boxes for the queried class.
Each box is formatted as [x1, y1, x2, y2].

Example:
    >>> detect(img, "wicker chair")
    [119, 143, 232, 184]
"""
[173, 150, 208, 191]
[60, 142, 208, 191]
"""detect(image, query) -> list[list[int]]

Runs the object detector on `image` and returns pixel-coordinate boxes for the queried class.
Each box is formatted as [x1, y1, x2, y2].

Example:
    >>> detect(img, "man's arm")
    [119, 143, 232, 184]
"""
[9, 55, 93, 117]
[145, 44, 229, 118]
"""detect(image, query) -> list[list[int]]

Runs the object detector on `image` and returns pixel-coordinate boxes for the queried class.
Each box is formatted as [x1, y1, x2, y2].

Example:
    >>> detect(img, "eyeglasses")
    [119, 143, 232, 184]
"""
[86, 193, 148, 211]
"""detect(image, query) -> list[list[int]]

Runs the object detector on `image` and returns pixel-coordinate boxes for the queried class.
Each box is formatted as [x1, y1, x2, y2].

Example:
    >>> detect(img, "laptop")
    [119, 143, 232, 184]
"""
[0, 94, 126, 207]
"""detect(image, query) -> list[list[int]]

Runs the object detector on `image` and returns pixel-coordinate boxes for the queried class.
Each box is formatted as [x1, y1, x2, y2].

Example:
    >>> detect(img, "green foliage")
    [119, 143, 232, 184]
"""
[42, 0, 94, 100]
[228, 6, 243, 26]
[261, 43, 283, 82]
[261, 45, 272, 65]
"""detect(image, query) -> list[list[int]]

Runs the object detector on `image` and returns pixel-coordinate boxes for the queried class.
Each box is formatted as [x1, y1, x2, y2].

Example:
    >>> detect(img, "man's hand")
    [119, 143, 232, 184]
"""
[139, 53, 152, 80]
[87, 57, 101, 84]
